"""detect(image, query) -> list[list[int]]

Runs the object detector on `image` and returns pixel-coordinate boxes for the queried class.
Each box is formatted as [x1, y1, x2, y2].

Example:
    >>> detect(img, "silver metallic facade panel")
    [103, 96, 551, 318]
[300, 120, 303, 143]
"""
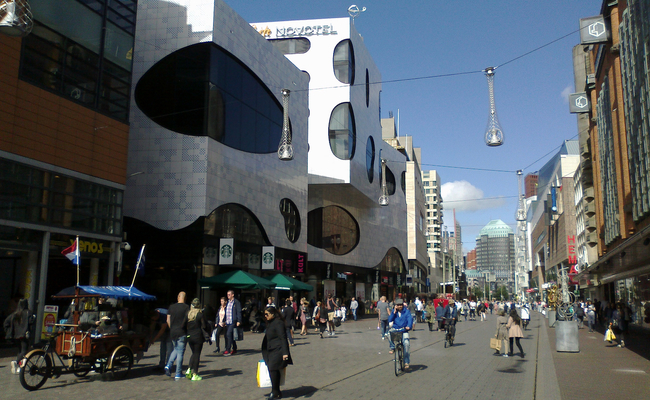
[125, 0, 309, 253]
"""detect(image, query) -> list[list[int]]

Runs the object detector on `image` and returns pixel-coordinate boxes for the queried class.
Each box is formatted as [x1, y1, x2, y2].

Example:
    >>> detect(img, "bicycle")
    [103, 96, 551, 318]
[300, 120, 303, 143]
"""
[443, 318, 456, 348]
[389, 328, 406, 376]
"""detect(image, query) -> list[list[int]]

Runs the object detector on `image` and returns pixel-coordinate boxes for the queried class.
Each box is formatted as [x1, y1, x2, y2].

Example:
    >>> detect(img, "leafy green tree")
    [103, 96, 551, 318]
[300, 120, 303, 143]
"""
[495, 285, 510, 301]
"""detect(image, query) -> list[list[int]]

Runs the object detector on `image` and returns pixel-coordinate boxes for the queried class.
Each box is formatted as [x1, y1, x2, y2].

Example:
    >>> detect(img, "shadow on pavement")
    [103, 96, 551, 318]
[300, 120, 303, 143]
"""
[497, 360, 527, 374]
[279, 385, 319, 398]
[449, 342, 465, 347]
[199, 368, 243, 378]
[406, 364, 428, 372]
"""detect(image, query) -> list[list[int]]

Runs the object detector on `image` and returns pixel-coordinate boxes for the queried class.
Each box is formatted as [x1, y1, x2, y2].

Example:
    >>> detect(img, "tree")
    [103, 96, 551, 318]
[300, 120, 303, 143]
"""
[471, 286, 484, 301]
[495, 285, 510, 301]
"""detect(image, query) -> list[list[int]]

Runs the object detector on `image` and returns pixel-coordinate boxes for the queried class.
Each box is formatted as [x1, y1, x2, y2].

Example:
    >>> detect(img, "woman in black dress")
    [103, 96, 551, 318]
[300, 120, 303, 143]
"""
[262, 307, 292, 399]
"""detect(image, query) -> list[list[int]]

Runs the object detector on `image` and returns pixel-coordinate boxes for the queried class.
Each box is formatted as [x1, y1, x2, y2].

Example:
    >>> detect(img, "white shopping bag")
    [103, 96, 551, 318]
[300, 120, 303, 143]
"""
[257, 360, 286, 388]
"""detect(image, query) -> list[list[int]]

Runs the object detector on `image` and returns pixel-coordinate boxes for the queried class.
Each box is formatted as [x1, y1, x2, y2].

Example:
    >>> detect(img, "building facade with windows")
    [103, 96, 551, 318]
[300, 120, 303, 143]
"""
[0, 0, 136, 337]
[422, 170, 444, 290]
[122, 0, 310, 306]
[253, 17, 408, 304]
[476, 219, 515, 295]
[576, 0, 650, 323]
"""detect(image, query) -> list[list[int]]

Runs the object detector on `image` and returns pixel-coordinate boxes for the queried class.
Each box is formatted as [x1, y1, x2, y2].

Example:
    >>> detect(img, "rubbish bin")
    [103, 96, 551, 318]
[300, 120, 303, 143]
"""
[556, 320, 579, 352]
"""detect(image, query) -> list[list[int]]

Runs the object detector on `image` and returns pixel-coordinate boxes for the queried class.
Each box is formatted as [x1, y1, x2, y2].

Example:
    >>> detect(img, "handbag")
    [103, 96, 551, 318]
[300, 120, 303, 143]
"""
[490, 337, 501, 351]
[234, 327, 244, 341]
[256, 360, 286, 388]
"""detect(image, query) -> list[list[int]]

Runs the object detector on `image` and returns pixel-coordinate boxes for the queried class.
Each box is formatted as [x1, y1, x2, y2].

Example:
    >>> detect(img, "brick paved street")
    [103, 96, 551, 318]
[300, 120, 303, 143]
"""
[2, 312, 649, 400]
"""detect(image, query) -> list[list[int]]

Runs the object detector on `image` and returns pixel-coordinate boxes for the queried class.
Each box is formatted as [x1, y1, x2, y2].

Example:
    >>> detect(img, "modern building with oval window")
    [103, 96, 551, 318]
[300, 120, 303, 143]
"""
[252, 18, 408, 303]
[123, 0, 309, 305]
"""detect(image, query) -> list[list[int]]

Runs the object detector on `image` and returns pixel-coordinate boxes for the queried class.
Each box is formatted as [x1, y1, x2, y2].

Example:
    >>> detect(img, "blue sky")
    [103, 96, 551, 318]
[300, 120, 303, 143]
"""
[224, 0, 601, 251]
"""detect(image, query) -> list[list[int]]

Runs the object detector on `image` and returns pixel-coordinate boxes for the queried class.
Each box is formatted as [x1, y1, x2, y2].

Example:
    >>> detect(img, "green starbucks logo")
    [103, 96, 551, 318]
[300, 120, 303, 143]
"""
[263, 252, 274, 264]
[221, 244, 233, 258]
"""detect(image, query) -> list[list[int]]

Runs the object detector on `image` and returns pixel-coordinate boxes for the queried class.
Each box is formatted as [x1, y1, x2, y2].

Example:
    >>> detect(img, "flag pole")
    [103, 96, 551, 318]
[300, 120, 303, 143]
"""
[130, 244, 146, 291]
[75, 236, 80, 286]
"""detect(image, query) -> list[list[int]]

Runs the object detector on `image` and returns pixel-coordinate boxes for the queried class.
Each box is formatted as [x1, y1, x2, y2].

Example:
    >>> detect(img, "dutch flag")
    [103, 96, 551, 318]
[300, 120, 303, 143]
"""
[61, 237, 80, 265]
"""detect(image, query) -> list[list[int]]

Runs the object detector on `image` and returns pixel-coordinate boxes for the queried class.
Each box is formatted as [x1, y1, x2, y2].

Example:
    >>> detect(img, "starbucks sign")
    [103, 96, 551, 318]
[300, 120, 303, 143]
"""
[262, 246, 275, 270]
[219, 238, 234, 265]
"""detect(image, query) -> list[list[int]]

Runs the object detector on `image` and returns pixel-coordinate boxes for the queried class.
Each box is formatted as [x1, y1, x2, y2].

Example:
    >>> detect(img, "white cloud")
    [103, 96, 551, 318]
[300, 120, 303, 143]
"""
[561, 85, 572, 104]
[441, 180, 507, 212]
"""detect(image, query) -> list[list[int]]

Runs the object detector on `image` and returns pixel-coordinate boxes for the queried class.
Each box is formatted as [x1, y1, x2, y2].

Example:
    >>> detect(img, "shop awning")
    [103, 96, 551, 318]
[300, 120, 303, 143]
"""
[53, 286, 157, 301]
[268, 274, 314, 291]
[199, 270, 276, 290]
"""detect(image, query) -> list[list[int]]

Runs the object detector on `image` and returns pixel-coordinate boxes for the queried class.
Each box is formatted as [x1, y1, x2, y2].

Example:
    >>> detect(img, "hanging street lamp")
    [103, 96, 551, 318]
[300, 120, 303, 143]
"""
[483, 67, 504, 147]
[278, 89, 294, 161]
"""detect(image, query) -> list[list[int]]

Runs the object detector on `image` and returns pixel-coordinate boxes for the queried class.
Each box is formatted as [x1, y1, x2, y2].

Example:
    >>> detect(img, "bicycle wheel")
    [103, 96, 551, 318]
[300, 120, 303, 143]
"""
[20, 351, 52, 391]
[399, 346, 405, 372]
[444, 333, 448, 348]
[394, 345, 401, 376]
[108, 346, 133, 380]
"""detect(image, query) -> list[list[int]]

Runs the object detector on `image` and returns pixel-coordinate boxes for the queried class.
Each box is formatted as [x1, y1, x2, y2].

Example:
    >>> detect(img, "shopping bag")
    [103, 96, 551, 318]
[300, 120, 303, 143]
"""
[211, 328, 218, 343]
[604, 328, 616, 342]
[490, 337, 501, 351]
[235, 327, 244, 341]
[257, 360, 271, 388]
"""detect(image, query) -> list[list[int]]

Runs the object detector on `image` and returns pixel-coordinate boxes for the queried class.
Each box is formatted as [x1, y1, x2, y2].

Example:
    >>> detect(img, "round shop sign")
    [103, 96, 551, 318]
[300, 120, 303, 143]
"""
[221, 244, 233, 258]
[263, 252, 274, 264]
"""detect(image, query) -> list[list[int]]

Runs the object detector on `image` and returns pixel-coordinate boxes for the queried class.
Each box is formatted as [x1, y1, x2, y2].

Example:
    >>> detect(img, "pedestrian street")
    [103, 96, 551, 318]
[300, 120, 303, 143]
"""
[1, 312, 561, 400]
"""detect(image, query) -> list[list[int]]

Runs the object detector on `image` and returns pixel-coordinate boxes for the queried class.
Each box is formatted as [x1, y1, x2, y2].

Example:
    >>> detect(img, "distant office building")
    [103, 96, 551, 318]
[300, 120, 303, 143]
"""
[466, 249, 477, 270]
[422, 170, 444, 289]
[525, 174, 538, 198]
[476, 220, 515, 295]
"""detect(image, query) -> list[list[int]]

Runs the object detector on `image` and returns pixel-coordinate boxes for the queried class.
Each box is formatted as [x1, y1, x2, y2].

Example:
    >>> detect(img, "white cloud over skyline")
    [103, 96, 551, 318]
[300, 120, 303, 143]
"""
[441, 180, 508, 212]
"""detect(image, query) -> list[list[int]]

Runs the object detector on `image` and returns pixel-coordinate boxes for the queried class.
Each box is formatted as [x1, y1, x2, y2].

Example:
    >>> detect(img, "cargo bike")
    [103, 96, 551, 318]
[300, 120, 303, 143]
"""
[19, 286, 156, 391]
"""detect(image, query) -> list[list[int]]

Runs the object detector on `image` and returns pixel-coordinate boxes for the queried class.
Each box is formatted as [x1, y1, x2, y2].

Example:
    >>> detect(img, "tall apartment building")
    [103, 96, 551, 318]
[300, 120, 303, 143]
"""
[1, 0, 137, 337]
[382, 119, 429, 294]
[422, 170, 444, 290]
[575, 0, 650, 316]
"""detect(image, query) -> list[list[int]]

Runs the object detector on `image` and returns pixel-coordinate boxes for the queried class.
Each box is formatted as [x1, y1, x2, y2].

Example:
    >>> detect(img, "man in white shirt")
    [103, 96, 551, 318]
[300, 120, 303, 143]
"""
[469, 300, 477, 320]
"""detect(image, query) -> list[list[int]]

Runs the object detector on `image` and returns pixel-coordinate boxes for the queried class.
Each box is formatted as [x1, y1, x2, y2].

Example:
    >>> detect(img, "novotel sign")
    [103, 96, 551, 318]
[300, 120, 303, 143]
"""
[253, 24, 338, 38]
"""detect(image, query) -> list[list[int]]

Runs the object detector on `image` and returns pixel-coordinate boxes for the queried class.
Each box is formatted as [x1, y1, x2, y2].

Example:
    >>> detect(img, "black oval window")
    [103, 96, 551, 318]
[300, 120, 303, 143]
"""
[135, 42, 283, 154]
[279, 198, 300, 243]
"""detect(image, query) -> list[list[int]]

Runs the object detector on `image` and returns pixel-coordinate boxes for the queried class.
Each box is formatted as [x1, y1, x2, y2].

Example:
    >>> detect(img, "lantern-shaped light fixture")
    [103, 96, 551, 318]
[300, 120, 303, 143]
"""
[278, 89, 294, 161]
[378, 159, 389, 206]
[0, 0, 33, 37]
[483, 67, 504, 147]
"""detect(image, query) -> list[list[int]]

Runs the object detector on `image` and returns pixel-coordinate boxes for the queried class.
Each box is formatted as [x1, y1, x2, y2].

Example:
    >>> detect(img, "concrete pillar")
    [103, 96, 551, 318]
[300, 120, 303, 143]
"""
[556, 320, 580, 352]
[89, 258, 100, 286]
[22, 251, 38, 310]
[35, 231, 51, 340]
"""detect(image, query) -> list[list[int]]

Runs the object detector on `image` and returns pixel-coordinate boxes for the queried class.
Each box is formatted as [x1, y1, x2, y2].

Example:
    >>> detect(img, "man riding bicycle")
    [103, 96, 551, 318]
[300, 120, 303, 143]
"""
[388, 299, 414, 369]
[443, 299, 458, 342]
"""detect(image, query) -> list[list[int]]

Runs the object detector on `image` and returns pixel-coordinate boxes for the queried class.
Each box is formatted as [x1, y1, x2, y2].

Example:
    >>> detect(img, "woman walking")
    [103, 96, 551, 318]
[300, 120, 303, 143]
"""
[186, 298, 210, 381]
[3, 299, 33, 374]
[213, 297, 227, 353]
[494, 308, 509, 356]
[506, 309, 525, 358]
[262, 307, 292, 399]
[299, 299, 309, 335]
[280, 299, 296, 346]
[319, 300, 329, 338]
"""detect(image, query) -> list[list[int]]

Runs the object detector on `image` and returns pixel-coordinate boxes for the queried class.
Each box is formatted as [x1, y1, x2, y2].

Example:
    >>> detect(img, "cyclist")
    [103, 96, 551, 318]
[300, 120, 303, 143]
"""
[387, 299, 414, 369]
[443, 299, 458, 343]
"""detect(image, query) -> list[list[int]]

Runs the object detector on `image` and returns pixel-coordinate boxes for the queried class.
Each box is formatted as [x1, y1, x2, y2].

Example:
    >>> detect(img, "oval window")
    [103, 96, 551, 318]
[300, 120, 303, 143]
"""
[400, 171, 406, 193]
[365, 69, 370, 107]
[279, 198, 301, 243]
[307, 206, 359, 255]
[386, 166, 396, 195]
[366, 137, 375, 183]
[328, 103, 356, 160]
[333, 39, 355, 84]
[135, 42, 283, 154]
